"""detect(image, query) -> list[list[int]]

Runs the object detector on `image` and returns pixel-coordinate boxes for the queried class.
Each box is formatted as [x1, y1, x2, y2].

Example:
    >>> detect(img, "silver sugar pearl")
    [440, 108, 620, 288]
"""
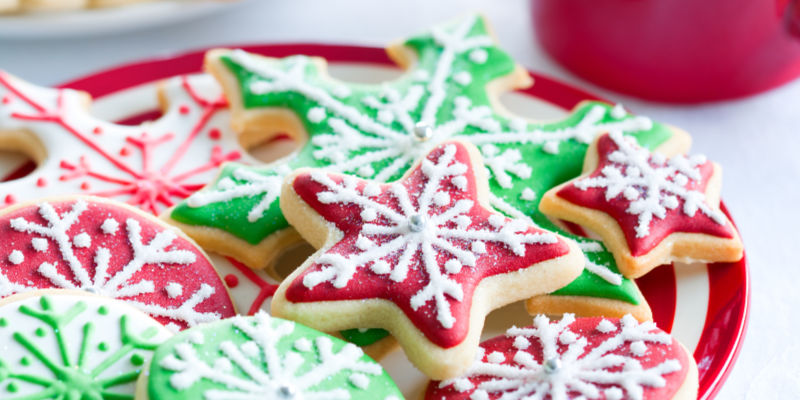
[543, 358, 562, 374]
[84, 287, 98, 294]
[278, 384, 296, 398]
[408, 214, 426, 232]
[413, 122, 433, 141]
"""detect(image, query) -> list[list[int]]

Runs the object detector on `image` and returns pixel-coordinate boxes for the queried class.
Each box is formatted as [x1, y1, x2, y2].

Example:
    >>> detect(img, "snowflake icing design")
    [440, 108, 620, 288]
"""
[439, 314, 683, 400]
[573, 131, 726, 238]
[159, 312, 395, 400]
[0, 294, 170, 400]
[0, 72, 242, 214]
[1, 199, 227, 330]
[290, 143, 565, 331]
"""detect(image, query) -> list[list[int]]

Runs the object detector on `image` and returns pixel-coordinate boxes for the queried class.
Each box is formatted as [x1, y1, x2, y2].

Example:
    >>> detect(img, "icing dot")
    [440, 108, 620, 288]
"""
[361, 208, 377, 222]
[469, 48, 488, 64]
[73, 232, 91, 248]
[7, 250, 23, 265]
[611, 104, 627, 119]
[119, 147, 131, 156]
[6, 382, 18, 393]
[97, 306, 108, 315]
[179, 105, 191, 115]
[356, 235, 375, 250]
[451, 176, 467, 190]
[488, 214, 505, 228]
[0, 318, 6, 327]
[444, 259, 462, 274]
[413, 122, 433, 141]
[1, 95, 12, 105]
[543, 141, 560, 154]
[596, 319, 617, 333]
[486, 351, 505, 364]
[471, 241, 486, 254]
[453, 71, 472, 85]
[224, 274, 239, 288]
[604, 387, 624, 400]
[513, 335, 530, 349]
[520, 188, 536, 201]
[35, 327, 45, 337]
[36, 177, 47, 187]
[92, 126, 103, 135]
[130, 353, 145, 366]
[208, 128, 222, 140]
[165, 282, 184, 299]
[98, 342, 109, 351]
[100, 218, 119, 235]
[80, 182, 90, 191]
[4, 194, 15, 205]
[349, 373, 370, 389]
[294, 338, 312, 352]
[433, 191, 450, 206]
[559, 331, 577, 345]
[18, 356, 28, 365]
[370, 260, 391, 275]
[630, 340, 648, 356]
[307, 107, 327, 123]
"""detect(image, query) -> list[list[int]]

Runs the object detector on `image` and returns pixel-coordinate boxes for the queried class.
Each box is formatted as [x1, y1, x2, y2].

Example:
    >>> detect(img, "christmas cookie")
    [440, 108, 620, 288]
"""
[0, 196, 236, 330]
[138, 311, 403, 399]
[168, 14, 688, 322]
[0, 71, 248, 214]
[427, 314, 698, 400]
[539, 131, 743, 278]
[273, 141, 584, 379]
[0, 290, 173, 399]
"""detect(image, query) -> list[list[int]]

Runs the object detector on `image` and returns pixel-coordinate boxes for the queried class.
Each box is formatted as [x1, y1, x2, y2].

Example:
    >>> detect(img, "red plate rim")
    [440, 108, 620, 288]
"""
[57, 43, 749, 399]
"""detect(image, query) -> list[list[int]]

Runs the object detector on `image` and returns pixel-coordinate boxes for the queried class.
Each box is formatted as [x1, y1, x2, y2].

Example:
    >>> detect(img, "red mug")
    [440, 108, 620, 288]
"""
[532, 0, 800, 102]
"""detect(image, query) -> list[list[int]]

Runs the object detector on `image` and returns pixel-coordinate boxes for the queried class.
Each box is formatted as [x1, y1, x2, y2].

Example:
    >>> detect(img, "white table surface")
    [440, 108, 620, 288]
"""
[1, 0, 797, 397]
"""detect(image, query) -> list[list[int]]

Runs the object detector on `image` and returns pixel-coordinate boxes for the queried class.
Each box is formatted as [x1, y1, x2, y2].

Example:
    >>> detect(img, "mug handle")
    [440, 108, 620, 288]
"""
[787, 0, 800, 38]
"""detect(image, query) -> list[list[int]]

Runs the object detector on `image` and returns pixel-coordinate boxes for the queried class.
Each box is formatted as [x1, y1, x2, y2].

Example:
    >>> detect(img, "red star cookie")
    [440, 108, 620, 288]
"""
[427, 314, 698, 400]
[540, 131, 743, 278]
[273, 141, 584, 379]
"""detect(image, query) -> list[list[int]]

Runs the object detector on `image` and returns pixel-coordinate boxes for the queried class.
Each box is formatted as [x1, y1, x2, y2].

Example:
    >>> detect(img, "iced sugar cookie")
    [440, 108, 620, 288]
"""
[273, 141, 584, 379]
[0, 196, 236, 330]
[0, 290, 173, 399]
[540, 131, 743, 278]
[427, 314, 698, 400]
[169, 14, 688, 322]
[0, 71, 249, 214]
[138, 311, 402, 399]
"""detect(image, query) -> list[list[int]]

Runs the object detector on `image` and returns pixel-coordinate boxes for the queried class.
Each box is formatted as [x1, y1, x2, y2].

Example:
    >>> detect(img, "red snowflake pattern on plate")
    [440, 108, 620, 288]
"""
[0, 197, 236, 331]
[0, 71, 244, 214]
[428, 314, 693, 400]
[283, 141, 573, 347]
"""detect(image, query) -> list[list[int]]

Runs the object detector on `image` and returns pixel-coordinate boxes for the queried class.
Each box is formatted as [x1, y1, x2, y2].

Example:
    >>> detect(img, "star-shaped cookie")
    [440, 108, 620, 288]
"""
[273, 141, 584, 379]
[540, 131, 743, 278]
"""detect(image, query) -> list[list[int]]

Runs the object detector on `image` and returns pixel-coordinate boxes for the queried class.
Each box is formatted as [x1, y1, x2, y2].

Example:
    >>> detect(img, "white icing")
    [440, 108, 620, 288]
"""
[596, 319, 617, 333]
[453, 71, 472, 85]
[0, 293, 170, 398]
[574, 131, 726, 238]
[73, 232, 91, 248]
[159, 312, 385, 397]
[166, 282, 184, 298]
[0, 73, 253, 214]
[302, 144, 558, 328]
[101, 218, 119, 235]
[469, 49, 488, 64]
[440, 314, 683, 400]
[307, 106, 327, 123]
[611, 104, 627, 119]
[31, 237, 48, 252]
[8, 249, 23, 265]
[520, 188, 536, 201]
[1, 200, 221, 328]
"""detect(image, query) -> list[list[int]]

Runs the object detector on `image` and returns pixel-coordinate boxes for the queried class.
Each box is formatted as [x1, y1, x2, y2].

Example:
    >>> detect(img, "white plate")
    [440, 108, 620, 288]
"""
[0, 0, 242, 39]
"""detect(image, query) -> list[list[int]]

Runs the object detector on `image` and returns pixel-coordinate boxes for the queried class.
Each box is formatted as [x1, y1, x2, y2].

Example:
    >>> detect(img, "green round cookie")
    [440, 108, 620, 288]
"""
[142, 312, 402, 399]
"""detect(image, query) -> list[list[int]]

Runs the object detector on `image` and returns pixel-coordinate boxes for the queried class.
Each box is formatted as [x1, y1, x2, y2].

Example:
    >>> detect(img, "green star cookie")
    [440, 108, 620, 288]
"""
[167, 14, 687, 345]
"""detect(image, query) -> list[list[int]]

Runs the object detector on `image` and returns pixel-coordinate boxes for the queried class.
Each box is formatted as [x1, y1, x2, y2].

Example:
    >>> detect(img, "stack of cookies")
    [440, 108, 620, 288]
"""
[0, 14, 743, 399]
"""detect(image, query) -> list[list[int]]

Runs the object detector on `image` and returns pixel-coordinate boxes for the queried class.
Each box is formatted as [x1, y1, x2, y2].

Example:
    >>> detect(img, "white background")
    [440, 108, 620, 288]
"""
[1, 0, 798, 397]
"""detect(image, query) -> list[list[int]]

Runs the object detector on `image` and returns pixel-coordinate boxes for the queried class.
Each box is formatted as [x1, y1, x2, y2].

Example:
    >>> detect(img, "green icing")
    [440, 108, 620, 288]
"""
[0, 295, 167, 400]
[147, 313, 402, 399]
[340, 328, 390, 347]
[171, 14, 674, 314]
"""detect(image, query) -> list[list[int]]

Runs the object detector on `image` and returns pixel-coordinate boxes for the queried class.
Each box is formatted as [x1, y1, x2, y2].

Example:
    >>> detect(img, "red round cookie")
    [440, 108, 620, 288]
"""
[427, 314, 695, 400]
[0, 196, 235, 330]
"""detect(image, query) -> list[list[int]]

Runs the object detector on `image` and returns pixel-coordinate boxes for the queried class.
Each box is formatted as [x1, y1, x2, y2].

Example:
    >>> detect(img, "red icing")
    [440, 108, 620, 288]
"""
[208, 128, 221, 140]
[4, 194, 14, 204]
[36, 177, 47, 187]
[557, 134, 734, 256]
[226, 256, 278, 315]
[0, 199, 236, 329]
[0, 72, 240, 215]
[224, 274, 239, 288]
[426, 316, 691, 399]
[285, 143, 570, 348]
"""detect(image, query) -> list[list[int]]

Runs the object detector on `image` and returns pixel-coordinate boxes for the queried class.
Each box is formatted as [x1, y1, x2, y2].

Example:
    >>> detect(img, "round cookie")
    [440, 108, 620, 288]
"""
[0, 196, 236, 330]
[427, 314, 698, 400]
[139, 311, 403, 399]
[0, 290, 173, 399]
